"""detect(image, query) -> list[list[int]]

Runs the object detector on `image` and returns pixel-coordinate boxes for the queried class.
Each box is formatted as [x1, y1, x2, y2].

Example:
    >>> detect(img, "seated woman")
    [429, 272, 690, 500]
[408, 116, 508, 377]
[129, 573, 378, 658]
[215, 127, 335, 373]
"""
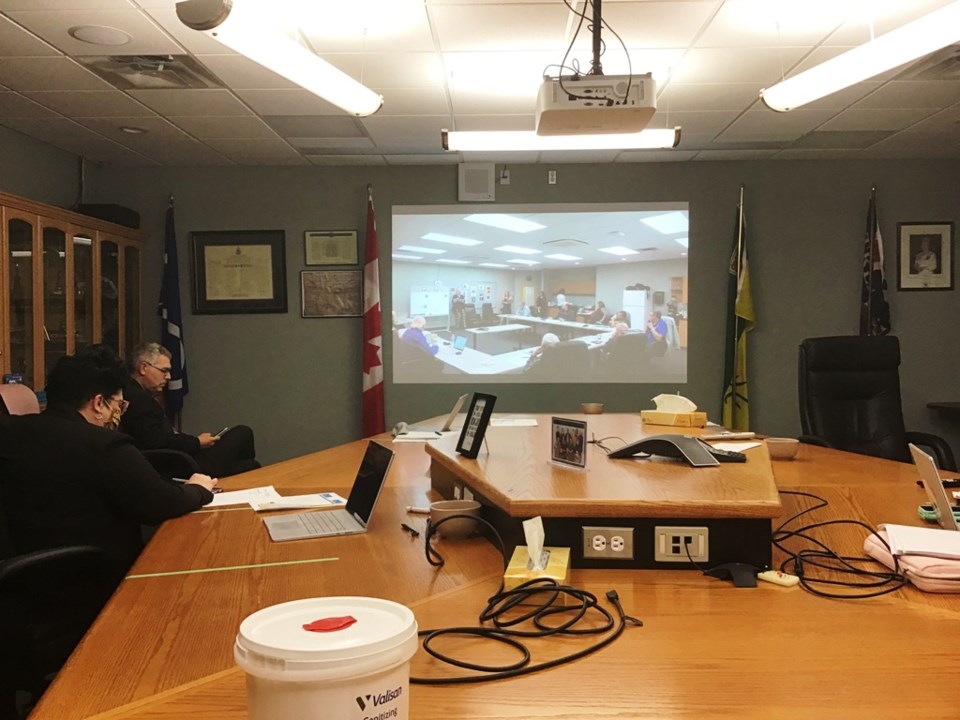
[0, 348, 218, 593]
[584, 300, 611, 325]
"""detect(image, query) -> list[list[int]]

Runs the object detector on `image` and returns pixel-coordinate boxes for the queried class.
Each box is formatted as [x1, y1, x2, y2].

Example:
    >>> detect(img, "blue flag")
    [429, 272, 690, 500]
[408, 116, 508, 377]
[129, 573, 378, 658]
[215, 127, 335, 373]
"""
[160, 202, 189, 415]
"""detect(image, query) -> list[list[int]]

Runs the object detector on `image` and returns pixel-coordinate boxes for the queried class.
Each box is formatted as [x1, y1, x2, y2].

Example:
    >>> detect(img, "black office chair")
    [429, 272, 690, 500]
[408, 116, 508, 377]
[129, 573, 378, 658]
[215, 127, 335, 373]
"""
[527, 340, 590, 379]
[0, 541, 116, 719]
[798, 335, 956, 470]
[604, 332, 648, 378]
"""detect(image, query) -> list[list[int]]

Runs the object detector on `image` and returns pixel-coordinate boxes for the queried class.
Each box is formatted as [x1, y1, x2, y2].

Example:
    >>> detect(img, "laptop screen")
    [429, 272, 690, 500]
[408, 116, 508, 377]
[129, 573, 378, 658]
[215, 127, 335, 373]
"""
[345, 441, 395, 527]
[453, 335, 468, 350]
[910, 443, 960, 531]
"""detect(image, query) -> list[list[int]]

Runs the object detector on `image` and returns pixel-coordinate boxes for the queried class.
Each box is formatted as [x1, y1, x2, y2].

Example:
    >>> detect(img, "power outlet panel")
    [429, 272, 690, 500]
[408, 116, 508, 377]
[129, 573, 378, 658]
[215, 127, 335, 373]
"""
[654, 526, 709, 563]
[582, 526, 634, 560]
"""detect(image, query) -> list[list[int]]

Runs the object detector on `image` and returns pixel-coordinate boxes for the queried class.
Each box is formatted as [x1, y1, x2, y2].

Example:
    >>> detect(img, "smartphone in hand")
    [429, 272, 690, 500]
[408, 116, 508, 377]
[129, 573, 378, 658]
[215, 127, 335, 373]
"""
[216, 426, 230, 437]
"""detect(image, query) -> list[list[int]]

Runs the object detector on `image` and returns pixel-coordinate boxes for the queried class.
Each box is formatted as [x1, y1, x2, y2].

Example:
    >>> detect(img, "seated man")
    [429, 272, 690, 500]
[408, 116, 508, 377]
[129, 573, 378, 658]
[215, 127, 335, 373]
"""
[400, 316, 439, 357]
[120, 343, 259, 478]
[645, 310, 668, 357]
[524, 332, 560, 372]
[600, 322, 629, 358]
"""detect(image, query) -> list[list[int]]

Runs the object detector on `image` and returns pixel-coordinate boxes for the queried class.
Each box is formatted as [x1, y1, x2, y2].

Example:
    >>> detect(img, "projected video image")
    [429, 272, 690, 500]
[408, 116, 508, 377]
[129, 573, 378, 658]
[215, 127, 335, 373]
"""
[391, 203, 688, 384]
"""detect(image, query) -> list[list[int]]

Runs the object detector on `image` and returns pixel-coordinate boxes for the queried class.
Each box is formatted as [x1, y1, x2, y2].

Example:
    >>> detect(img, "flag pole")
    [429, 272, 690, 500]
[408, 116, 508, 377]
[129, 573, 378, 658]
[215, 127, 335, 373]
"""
[733, 183, 745, 383]
[867, 185, 876, 332]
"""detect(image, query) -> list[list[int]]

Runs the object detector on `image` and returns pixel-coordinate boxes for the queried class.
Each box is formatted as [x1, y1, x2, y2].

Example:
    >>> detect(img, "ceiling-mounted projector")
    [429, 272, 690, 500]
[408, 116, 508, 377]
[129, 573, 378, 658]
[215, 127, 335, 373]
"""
[535, 74, 656, 136]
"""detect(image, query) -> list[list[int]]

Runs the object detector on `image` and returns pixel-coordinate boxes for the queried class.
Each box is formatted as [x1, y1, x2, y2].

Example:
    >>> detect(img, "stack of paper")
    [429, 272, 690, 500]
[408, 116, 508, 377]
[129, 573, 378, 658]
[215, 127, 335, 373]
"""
[881, 523, 960, 559]
[203, 486, 347, 512]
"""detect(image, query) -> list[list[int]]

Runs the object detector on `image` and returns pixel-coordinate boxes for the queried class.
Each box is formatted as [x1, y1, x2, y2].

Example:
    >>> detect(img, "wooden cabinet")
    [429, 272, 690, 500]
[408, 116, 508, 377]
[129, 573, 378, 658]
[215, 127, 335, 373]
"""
[1, 192, 142, 389]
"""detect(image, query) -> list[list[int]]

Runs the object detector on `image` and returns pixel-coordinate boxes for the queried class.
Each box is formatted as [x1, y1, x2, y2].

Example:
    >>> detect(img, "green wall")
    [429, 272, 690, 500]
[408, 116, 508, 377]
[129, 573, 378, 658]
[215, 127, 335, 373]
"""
[83, 160, 960, 465]
[0, 125, 81, 208]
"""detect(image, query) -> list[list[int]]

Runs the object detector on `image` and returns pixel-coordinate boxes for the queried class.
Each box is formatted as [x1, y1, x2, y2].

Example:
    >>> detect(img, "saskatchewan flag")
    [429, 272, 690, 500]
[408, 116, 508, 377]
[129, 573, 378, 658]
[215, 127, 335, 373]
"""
[721, 190, 755, 431]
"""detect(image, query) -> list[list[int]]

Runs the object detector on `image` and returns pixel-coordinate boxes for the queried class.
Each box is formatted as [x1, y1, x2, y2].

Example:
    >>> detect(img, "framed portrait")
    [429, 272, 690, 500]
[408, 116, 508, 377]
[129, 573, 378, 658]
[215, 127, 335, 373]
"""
[301, 270, 362, 318]
[191, 230, 287, 314]
[897, 222, 953, 291]
[304, 230, 358, 266]
[551, 417, 587, 468]
[456, 393, 497, 459]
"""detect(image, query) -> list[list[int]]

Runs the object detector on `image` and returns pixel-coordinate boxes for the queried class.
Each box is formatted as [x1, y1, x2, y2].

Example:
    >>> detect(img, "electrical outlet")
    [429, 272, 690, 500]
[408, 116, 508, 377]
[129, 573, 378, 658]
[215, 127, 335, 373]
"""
[548, 169, 557, 185]
[582, 526, 634, 560]
[654, 526, 709, 563]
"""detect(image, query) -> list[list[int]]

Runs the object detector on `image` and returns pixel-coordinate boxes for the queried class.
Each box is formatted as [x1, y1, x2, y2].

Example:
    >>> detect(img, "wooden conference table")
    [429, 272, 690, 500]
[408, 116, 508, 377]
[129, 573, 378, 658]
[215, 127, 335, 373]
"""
[31, 415, 960, 720]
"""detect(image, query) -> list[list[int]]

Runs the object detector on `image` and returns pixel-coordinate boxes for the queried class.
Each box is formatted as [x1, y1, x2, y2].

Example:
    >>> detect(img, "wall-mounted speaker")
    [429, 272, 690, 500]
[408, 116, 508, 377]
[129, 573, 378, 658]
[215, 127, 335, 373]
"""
[458, 163, 495, 202]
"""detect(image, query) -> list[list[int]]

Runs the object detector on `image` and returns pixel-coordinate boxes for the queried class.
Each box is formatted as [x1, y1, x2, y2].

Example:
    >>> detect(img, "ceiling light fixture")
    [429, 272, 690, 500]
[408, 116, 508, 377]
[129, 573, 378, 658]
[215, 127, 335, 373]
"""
[760, 2, 960, 112]
[175, 0, 383, 117]
[443, 128, 681, 152]
[68, 25, 132, 46]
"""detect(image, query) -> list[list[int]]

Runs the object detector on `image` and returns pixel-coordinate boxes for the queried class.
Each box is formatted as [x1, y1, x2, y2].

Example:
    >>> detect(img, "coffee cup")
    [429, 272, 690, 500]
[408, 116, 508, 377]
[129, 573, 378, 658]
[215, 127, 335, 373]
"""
[429, 500, 481, 539]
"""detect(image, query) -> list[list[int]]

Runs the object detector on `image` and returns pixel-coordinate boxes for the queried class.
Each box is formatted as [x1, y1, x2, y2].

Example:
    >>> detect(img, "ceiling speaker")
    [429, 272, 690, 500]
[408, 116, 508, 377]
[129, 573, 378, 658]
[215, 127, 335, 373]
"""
[458, 163, 495, 202]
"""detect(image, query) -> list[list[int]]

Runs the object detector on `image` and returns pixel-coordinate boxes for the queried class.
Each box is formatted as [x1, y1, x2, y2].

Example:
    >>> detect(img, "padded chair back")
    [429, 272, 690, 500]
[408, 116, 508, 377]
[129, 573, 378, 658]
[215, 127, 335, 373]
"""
[530, 340, 590, 378]
[799, 335, 910, 462]
[605, 332, 648, 377]
[0, 384, 39, 416]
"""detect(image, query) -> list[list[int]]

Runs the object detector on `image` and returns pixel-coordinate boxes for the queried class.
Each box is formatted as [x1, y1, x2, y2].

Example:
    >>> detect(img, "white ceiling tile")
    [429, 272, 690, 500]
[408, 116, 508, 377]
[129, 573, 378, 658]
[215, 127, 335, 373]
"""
[71, 114, 188, 141]
[384, 153, 461, 165]
[657, 83, 764, 113]
[139, 144, 235, 165]
[774, 148, 863, 160]
[234, 88, 340, 116]
[454, 115, 535, 132]
[693, 148, 779, 160]
[301, 5, 433, 53]
[287, 137, 374, 151]
[261, 115, 364, 138]
[906, 106, 960, 133]
[307, 155, 387, 166]
[22, 89, 154, 117]
[139, 7, 231, 55]
[696, 0, 840, 48]
[538, 150, 621, 164]
[361, 115, 449, 144]
[0, 14, 60, 56]
[649, 109, 739, 136]
[820, 107, 939, 132]
[458, 151, 540, 164]
[0, 1, 132, 9]
[320, 53, 444, 90]
[128, 88, 254, 116]
[372, 88, 449, 116]
[0, 115, 129, 153]
[170, 115, 280, 139]
[599, 1, 721, 48]
[0, 91, 58, 117]
[672, 47, 809, 84]
[854, 81, 960, 109]
[616, 149, 698, 162]
[718, 108, 836, 142]
[824, 0, 958, 45]
[195, 54, 298, 90]
[202, 136, 298, 156]
[0, 56, 111, 91]
[6, 8, 181, 56]
[431, 4, 571, 52]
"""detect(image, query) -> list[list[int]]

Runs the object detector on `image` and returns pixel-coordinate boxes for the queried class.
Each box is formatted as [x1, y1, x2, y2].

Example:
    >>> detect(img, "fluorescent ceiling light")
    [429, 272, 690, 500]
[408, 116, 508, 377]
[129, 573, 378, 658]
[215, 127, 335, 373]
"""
[507, 259, 540, 266]
[642, 212, 688, 234]
[598, 246, 639, 257]
[544, 253, 583, 261]
[398, 245, 445, 255]
[674, 237, 689, 248]
[176, 0, 382, 117]
[760, 2, 960, 111]
[421, 232, 483, 246]
[392, 253, 423, 260]
[494, 245, 541, 255]
[436, 259, 471, 265]
[444, 128, 681, 151]
[465, 214, 546, 233]
[478, 263, 510, 268]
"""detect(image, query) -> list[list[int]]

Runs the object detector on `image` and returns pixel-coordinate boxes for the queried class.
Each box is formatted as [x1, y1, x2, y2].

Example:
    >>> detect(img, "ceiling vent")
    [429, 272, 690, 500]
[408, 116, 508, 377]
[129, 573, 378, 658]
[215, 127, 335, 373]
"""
[77, 55, 223, 90]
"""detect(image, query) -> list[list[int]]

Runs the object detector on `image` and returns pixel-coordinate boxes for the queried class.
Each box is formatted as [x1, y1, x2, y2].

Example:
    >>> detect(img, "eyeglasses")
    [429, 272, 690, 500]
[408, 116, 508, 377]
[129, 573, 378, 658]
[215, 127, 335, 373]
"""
[145, 362, 172, 377]
[104, 396, 129, 416]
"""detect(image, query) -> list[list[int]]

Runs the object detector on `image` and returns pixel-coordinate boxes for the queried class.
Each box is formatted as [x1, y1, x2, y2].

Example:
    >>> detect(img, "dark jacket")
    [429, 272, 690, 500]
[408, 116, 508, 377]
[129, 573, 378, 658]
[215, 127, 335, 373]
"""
[120, 378, 201, 455]
[0, 407, 212, 579]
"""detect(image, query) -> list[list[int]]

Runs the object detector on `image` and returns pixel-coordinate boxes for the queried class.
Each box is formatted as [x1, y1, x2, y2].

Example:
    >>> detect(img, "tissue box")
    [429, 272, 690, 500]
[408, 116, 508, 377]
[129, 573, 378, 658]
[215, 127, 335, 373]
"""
[503, 546, 571, 604]
[640, 410, 708, 428]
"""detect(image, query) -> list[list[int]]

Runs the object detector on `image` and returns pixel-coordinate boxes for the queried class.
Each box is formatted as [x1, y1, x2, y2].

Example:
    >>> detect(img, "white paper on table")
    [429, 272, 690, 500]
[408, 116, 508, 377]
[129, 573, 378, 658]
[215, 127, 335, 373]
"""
[251, 492, 347, 512]
[491, 418, 538, 427]
[709, 441, 762, 452]
[206, 486, 282, 508]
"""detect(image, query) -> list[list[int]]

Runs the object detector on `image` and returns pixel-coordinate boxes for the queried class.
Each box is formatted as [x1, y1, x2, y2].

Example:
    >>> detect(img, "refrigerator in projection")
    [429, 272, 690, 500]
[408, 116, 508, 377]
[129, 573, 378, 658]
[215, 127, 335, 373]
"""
[622, 289, 647, 330]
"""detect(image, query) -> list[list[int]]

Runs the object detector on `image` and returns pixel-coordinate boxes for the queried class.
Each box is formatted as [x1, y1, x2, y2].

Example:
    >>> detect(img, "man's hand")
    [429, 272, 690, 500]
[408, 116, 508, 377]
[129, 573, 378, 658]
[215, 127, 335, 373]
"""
[198, 432, 219, 448]
[185, 473, 218, 492]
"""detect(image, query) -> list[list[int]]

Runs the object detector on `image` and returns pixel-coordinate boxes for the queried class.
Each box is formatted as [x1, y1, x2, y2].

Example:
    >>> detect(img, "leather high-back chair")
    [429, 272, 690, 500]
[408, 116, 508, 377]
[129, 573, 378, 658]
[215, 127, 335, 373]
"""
[0, 384, 39, 416]
[528, 340, 590, 379]
[798, 335, 956, 470]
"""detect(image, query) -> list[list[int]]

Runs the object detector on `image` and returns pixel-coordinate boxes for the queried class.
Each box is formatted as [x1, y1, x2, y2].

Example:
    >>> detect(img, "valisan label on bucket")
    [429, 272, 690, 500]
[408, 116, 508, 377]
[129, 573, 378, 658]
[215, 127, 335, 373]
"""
[355, 685, 402, 719]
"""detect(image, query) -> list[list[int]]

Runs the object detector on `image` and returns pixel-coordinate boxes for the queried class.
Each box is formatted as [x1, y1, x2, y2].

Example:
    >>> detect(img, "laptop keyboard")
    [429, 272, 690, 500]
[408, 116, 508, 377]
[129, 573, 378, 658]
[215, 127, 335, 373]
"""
[301, 510, 352, 535]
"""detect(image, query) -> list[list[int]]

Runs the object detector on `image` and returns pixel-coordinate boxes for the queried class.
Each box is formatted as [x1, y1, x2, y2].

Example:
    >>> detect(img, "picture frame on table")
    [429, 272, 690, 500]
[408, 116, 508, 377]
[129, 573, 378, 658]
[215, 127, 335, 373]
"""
[191, 229, 287, 314]
[897, 222, 953, 291]
[551, 416, 587, 468]
[456, 393, 497, 459]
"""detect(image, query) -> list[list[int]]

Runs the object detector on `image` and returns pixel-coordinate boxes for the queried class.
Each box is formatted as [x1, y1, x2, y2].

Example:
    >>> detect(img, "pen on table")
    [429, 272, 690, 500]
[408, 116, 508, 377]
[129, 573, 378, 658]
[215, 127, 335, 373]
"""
[406, 505, 430, 514]
[401, 523, 420, 537]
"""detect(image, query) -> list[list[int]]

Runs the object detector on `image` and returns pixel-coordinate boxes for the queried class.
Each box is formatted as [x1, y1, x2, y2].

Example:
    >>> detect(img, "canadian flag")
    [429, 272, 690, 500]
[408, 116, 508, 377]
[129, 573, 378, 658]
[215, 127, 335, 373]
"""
[362, 186, 385, 436]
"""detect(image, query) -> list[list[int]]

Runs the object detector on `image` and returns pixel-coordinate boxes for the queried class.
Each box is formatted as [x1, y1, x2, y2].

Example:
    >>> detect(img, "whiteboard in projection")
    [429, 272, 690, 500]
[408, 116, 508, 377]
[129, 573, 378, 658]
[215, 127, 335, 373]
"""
[410, 288, 450, 317]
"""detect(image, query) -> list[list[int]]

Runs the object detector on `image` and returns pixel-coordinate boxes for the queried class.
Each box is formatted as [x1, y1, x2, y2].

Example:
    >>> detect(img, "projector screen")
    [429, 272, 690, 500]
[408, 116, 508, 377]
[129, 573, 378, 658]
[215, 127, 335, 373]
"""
[391, 203, 688, 384]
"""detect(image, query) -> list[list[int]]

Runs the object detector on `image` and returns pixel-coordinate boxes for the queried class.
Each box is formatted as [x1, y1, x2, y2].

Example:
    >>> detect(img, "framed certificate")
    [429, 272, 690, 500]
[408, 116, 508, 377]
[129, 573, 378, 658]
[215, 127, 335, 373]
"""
[304, 230, 358, 266]
[191, 230, 287, 314]
[456, 393, 497, 459]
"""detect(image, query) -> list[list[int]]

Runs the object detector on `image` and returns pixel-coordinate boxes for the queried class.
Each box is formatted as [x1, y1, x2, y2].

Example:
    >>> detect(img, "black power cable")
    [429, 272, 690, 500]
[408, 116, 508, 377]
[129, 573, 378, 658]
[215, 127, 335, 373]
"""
[412, 515, 642, 684]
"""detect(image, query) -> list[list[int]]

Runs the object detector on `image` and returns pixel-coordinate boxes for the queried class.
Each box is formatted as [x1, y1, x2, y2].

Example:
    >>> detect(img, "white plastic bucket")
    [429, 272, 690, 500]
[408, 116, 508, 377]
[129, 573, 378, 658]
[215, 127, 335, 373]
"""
[235, 597, 418, 720]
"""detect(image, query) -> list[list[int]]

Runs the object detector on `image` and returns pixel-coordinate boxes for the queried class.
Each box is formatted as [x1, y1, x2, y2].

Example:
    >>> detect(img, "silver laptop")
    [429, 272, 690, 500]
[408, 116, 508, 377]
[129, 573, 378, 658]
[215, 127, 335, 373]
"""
[263, 441, 394, 542]
[909, 443, 960, 531]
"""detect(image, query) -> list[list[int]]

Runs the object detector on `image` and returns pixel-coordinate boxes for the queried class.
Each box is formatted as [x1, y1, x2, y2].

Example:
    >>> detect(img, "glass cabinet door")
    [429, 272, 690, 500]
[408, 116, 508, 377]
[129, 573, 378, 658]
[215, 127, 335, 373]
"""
[7, 215, 35, 386]
[73, 233, 94, 353]
[100, 238, 119, 354]
[124, 244, 141, 358]
[42, 224, 67, 376]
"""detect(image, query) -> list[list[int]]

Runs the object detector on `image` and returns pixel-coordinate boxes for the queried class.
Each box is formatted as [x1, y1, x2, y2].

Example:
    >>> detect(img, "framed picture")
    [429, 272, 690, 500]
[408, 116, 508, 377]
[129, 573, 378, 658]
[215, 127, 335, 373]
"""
[456, 393, 497, 459]
[304, 230, 358, 266]
[897, 222, 953, 291]
[301, 270, 362, 318]
[191, 230, 287, 314]
[551, 417, 587, 468]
